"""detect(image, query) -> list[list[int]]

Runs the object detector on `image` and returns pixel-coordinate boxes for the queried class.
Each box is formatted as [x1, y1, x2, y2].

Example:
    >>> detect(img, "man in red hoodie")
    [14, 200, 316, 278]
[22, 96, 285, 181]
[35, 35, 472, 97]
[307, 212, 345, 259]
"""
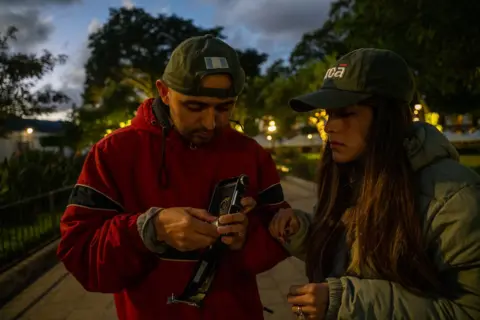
[57, 34, 290, 320]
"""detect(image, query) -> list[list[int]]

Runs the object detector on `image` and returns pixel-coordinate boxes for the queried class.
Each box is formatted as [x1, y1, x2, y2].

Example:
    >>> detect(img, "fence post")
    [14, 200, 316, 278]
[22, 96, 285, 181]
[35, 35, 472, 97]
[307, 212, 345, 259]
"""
[48, 191, 55, 213]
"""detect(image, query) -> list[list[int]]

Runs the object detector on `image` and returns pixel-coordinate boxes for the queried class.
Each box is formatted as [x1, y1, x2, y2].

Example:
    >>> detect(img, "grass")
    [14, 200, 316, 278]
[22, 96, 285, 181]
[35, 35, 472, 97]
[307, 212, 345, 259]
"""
[459, 155, 480, 167]
[0, 212, 62, 270]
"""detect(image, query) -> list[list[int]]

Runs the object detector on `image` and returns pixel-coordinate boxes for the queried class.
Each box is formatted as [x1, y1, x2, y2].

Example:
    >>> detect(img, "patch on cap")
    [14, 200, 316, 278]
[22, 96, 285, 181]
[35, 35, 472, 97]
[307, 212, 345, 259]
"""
[204, 57, 229, 70]
[324, 64, 348, 80]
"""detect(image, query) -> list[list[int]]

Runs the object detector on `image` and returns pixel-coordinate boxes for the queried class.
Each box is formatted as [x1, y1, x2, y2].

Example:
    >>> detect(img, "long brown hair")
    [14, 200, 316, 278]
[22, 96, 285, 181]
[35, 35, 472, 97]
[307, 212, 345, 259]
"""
[305, 97, 443, 295]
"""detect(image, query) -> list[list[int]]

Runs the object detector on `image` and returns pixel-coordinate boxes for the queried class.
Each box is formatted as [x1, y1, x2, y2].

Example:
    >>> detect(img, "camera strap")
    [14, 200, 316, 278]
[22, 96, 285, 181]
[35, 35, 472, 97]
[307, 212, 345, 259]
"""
[167, 240, 227, 307]
[167, 175, 248, 307]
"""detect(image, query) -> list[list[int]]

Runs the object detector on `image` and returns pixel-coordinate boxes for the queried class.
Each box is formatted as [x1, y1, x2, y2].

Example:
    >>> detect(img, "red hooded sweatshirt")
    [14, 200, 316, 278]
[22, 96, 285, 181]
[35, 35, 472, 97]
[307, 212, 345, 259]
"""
[57, 98, 290, 320]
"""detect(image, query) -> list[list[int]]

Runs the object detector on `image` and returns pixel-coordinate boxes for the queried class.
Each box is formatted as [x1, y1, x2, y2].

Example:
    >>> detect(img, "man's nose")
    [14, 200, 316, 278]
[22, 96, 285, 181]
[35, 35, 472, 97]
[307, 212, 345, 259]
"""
[201, 107, 216, 131]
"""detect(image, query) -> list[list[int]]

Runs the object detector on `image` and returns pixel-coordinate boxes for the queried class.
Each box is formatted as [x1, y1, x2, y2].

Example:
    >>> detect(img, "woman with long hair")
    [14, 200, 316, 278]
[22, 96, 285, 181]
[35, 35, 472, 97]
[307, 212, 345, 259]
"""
[269, 48, 480, 319]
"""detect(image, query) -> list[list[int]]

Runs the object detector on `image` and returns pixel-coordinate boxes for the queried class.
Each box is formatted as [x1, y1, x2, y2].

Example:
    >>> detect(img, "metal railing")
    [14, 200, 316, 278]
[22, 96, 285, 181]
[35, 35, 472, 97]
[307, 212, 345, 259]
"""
[0, 186, 73, 273]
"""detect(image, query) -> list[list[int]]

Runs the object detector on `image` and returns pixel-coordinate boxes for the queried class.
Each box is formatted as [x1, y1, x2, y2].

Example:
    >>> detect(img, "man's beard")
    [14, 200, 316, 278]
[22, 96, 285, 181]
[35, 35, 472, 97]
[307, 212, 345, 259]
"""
[184, 127, 221, 145]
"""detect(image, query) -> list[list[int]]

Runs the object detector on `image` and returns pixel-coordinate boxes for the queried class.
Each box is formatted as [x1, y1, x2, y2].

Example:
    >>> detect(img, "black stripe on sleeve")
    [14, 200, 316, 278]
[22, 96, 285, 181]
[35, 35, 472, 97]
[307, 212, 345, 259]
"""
[68, 184, 124, 212]
[258, 183, 285, 207]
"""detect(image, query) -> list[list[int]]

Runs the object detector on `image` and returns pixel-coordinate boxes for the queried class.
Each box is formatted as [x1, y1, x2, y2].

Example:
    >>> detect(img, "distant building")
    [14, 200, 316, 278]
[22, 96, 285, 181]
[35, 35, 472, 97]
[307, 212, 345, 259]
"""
[0, 118, 65, 161]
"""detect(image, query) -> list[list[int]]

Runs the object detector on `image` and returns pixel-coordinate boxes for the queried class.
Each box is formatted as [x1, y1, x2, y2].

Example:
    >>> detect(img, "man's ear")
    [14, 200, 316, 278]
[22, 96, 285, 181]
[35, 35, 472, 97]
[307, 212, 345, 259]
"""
[229, 97, 238, 116]
[156, 80, 169, 105]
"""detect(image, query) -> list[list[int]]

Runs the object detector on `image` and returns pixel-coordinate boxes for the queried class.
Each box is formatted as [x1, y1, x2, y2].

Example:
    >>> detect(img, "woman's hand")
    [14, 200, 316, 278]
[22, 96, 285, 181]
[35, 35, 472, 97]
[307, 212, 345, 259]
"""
[269, 208, 300, 244]
[287, 283, 329, 319]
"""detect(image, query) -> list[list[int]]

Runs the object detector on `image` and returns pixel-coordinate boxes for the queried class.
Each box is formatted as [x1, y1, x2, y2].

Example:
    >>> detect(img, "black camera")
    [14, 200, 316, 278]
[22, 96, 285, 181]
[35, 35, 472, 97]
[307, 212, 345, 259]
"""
[167, 174, 249, 307]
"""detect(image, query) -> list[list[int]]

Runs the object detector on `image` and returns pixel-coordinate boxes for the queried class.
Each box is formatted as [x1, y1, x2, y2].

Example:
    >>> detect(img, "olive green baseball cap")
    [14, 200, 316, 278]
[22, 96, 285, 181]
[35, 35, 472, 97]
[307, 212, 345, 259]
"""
[289, 48, 415, 112]
[162, 34, 245, 98]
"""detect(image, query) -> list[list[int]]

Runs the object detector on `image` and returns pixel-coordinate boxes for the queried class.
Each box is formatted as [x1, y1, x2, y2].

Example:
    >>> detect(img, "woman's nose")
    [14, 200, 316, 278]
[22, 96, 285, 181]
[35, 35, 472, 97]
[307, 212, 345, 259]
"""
[325, 118, 341, 133]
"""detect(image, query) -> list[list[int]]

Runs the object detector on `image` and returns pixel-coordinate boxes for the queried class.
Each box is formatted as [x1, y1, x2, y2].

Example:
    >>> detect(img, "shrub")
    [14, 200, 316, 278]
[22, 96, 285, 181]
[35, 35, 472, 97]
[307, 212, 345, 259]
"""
[0, 150, 85, 206]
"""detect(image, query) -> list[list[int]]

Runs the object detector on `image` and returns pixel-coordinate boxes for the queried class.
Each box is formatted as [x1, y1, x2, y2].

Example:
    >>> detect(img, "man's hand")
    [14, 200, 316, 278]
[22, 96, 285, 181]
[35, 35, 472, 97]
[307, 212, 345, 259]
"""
[216, 197, 256, 250]
[154, 207, 219, 252]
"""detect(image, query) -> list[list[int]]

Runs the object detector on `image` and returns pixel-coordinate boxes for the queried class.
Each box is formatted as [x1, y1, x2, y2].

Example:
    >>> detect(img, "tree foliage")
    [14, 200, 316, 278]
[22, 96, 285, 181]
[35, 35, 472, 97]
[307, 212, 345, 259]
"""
[77, 7, 269, 146]
[73, 1, 480, 146]
[83, 8, 226, 104]
[0, 27, 70, 136]
[289, 21, 348, 69]
[298, 0, 480, 113]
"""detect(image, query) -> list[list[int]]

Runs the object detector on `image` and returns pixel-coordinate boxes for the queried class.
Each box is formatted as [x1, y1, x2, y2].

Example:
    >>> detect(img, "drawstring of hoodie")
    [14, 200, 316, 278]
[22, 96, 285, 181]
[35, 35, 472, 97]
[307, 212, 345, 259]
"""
[159, 128, 169, 188]
[152, 97, 245, 189]
[151, 98, 171, 189]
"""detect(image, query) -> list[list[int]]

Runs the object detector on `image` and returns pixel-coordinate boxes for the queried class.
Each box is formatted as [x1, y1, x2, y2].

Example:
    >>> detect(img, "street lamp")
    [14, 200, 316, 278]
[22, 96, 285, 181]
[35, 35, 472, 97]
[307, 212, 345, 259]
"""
[267, 120, 277, 133]
[413, 104, 423, 121]
[265, 120, 277, 152]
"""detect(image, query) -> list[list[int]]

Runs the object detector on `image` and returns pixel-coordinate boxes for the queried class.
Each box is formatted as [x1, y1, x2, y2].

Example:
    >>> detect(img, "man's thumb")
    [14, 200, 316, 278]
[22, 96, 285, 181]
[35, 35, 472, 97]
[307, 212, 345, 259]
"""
[185, 207, 216, 222]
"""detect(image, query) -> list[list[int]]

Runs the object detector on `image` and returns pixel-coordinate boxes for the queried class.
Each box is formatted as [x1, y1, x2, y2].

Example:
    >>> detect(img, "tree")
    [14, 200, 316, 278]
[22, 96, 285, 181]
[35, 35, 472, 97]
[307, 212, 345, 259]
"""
[323, 0, 480, 113]
[0, 26, 70, 136]
[75, 79, 140, 149]
[236, 49, 268, 80]
[262, 57, 337, 137]
[83, 8, 225, 104]
[239, 56, 337, 138]
[79, 7, 270, 143]
[289, 20, 348, 69]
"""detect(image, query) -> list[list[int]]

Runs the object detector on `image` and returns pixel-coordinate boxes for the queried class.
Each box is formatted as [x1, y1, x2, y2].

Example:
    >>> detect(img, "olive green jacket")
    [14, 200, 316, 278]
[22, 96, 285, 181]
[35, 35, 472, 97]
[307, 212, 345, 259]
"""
[286, 122, 480, 319]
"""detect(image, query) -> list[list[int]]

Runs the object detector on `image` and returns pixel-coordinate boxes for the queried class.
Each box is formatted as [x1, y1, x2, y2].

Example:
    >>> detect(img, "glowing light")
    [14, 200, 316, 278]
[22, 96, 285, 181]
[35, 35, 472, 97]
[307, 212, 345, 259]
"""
[268, 120, 276, 126]
[414, 104, 422, 111]
[26, 128, 33, 134]
[267, 125, 277, 133]
[413, 117, 420, 122]
[276, 165, 290, 173]
[266, 135, 272, 141]
[308, 117, 318, 124]
[307, 134, 313, 139]
[234, 124, 244, 133]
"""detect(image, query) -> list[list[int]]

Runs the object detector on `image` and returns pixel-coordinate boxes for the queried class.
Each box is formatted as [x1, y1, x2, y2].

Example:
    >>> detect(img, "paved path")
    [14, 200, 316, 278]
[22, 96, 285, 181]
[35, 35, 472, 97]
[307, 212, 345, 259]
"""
[0, 179, 316, 320]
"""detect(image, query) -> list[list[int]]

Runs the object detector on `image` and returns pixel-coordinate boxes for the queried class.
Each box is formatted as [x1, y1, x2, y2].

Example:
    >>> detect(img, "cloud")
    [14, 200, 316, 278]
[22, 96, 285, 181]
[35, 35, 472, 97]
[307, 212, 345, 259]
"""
[0, 8, 54, 52]
[0, 0, 79, 5]
[0, 0, 80, 52]
[87, 18, 102, 35]
[205, 0, 332, 60]
[122, 0, 134, 9]
[53, 17, 102, 107]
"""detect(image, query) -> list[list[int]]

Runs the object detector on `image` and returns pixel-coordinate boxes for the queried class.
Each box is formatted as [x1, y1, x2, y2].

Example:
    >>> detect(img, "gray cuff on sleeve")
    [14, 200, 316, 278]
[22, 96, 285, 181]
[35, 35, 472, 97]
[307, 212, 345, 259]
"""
[283, 209, 312, 260]
[325, 277, 344, 320]
[136, 207, 168, 254]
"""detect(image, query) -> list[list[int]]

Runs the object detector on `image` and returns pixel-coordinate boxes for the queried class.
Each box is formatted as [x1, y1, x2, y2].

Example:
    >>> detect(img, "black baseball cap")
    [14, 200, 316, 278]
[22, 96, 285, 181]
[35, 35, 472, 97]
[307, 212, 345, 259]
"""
[289, 48, 415, 112]
[162, 34, 245, 98]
